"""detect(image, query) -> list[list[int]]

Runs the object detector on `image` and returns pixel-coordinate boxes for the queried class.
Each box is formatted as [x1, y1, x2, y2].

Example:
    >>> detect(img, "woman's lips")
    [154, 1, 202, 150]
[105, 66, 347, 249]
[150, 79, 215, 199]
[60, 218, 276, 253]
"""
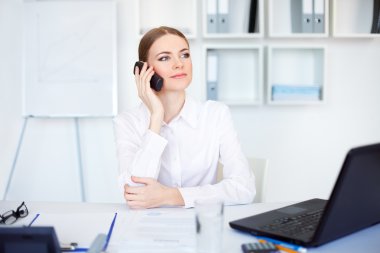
[170, 73, 187, 79]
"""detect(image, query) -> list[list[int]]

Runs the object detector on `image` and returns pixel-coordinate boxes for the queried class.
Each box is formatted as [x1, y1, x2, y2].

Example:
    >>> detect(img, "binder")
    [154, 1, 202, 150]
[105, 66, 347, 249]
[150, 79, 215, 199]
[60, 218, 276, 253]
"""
[248, 0, 258, 33]
[207, 0, 218, 33]
[290, 0, 303, 33]
[207, 50, 219, 100]
[217, 0, 229, 33]
[313, 0, 325, 33]
[371, 0, 380, 33]
[302, 0, 313, 33]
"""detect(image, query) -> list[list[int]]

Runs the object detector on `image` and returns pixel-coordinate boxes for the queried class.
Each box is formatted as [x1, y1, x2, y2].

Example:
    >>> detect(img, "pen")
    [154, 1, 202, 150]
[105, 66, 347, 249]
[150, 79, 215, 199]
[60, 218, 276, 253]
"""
[103, 212, 117, 251]
[28, 213, 40, 226]
[255, 236, 307, 252]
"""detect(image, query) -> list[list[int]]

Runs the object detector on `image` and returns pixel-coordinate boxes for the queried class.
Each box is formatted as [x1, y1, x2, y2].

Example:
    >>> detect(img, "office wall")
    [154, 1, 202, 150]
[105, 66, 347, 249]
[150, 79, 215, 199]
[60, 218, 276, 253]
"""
[1, 0, 380, 203]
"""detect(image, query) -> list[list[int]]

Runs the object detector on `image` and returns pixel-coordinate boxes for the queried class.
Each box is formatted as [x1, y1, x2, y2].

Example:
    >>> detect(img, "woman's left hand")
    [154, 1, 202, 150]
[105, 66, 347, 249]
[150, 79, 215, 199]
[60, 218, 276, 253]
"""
[124, 176, 184, 209]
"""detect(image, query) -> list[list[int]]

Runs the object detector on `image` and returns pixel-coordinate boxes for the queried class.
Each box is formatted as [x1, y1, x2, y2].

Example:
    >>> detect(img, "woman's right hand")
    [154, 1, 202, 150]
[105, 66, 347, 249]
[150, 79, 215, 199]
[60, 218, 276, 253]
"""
[134, 62, 164, 133]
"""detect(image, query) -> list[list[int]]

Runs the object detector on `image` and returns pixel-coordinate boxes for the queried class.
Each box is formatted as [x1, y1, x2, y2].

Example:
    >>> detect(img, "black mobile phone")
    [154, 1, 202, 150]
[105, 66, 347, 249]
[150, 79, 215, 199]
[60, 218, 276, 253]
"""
[133, 61, 163, 92]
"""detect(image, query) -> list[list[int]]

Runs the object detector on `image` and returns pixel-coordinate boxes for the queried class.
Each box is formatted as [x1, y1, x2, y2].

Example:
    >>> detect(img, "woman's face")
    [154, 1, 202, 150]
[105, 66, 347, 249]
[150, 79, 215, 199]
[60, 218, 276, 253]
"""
[147, 34, 192, 92]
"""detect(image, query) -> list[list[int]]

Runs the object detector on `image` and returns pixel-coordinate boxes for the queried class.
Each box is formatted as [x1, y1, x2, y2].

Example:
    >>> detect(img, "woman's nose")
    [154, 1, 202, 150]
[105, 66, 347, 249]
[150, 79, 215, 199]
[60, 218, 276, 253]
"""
[173, 57, 184, 69]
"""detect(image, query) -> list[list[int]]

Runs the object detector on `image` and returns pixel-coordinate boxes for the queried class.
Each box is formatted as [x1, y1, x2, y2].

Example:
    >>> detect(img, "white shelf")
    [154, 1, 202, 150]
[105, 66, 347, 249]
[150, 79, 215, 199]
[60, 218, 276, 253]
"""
[203, 45, 264, 106]
[267, 45, 326, 105]
[138, 0, 197, 38]
[203, 0, 264, 38]
[131, 0, 366, 106]
[268, 0, 329, 38]
[332, 0, 380, 38]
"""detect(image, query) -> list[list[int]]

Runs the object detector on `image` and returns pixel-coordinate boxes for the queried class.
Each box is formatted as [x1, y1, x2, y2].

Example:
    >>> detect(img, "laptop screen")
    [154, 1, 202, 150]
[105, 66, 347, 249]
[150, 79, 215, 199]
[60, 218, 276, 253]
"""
[314, 143, 380, 245]
[229, 143, 380, 247]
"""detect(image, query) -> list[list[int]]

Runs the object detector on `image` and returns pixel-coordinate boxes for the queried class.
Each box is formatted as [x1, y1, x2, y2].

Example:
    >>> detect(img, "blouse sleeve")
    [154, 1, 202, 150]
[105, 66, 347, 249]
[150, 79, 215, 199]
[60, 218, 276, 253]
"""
[113, 112, 168, 189]
[178, 104, 256, 208]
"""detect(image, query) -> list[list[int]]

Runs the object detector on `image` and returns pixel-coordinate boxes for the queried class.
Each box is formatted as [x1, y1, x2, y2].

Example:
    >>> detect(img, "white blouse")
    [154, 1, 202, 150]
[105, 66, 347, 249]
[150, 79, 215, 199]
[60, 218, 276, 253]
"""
[113, 95, 255, 208]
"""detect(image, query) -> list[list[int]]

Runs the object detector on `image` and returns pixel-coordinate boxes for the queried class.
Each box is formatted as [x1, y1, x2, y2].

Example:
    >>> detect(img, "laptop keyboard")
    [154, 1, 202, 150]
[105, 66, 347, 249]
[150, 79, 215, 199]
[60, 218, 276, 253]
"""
[259, 209, 324, 237]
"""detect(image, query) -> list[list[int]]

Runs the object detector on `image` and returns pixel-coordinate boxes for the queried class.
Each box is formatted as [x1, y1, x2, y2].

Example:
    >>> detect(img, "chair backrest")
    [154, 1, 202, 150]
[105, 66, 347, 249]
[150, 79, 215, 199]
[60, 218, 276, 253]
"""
[217, 158, 268, 203]
[248, 158, 268, 203]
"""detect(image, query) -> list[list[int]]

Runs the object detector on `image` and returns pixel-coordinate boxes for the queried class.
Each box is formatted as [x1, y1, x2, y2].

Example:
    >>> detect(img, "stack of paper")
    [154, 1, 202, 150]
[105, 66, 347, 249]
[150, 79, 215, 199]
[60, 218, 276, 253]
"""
[117, 209, 196, 253]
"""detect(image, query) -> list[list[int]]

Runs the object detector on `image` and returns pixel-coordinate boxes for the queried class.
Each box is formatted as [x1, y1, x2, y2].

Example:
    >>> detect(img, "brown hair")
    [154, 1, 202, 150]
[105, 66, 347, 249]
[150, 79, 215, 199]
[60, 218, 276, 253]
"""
[138, 26, 189, 62]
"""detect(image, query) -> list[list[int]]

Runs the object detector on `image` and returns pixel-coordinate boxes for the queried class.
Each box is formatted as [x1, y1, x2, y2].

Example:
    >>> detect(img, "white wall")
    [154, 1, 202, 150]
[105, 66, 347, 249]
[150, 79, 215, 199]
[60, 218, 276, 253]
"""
[1, 0, 380, 203]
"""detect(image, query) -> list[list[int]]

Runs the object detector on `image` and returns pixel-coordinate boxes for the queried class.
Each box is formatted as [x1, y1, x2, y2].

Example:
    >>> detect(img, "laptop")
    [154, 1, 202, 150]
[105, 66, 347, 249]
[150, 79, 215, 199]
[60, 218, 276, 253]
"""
[229, 143, 380, 247]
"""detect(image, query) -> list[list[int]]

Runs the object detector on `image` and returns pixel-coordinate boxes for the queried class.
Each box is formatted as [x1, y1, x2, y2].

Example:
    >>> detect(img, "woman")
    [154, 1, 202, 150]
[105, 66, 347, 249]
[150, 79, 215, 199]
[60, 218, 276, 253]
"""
[114, 26, 255, 209]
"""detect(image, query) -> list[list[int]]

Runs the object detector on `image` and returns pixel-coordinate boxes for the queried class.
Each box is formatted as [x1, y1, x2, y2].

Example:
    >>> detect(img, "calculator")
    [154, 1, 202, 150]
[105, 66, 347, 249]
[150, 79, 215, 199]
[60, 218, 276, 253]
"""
[241, 241, 280, 253]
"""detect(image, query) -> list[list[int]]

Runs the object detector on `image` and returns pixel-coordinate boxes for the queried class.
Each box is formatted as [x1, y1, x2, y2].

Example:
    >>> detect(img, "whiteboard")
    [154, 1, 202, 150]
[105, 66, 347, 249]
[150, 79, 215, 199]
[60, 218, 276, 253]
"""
[23, 0, 117, 117]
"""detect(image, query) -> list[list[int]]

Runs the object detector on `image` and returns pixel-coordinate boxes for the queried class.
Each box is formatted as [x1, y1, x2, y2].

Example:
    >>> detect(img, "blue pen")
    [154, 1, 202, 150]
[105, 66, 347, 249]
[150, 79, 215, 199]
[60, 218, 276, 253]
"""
[103, 212, 118, 251]
[28, 213, 40, 227]
[255, 236, 307, 252]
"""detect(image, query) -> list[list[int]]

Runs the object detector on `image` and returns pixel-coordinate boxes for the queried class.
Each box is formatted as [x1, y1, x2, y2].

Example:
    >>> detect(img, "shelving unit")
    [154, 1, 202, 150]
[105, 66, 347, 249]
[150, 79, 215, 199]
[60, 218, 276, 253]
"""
[138, 0, 197, 38]
[135, 0, 333, 106]
[202, 0, 264, 38]
[267, 45, 326, 105]
[268, 0, 329, 38]
[203, 45, 264, 105]
[332, 0, 380, 38]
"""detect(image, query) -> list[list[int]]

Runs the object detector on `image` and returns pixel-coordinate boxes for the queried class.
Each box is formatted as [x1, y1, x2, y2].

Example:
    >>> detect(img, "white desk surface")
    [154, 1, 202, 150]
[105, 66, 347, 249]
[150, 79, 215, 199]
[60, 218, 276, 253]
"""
[1, 200, 379, 253]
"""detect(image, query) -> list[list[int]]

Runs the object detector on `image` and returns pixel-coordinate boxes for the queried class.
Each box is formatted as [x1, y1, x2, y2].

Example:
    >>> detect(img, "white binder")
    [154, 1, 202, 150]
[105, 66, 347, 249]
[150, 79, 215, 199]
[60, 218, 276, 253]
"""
[207, 0, 218, 33]
[302, 0, 313, 33]
[313, 0, 325, 33]
[217, 0, 229, 33]
[207, 50, 219, 100]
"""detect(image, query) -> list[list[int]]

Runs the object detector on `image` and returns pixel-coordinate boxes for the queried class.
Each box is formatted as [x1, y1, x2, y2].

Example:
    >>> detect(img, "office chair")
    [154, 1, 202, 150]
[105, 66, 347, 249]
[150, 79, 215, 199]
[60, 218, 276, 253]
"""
[217, 158, 269, 203]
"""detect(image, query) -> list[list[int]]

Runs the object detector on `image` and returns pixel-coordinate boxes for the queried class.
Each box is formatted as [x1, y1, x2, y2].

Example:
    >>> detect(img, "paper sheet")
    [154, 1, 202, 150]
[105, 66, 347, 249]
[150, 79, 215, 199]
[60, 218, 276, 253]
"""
[117, 209, 196, 253]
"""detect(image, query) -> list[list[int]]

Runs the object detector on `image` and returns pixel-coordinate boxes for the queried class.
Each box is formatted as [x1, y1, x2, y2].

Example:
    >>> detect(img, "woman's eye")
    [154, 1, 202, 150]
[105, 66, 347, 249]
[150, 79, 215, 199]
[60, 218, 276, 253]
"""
[181, 53, 190, 58]
[158, 56, 169, 61]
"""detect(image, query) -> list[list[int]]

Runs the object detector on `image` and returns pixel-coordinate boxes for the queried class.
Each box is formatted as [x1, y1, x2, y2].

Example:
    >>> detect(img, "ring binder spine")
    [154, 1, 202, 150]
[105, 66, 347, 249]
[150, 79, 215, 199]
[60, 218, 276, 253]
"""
[313, 0, 325, 33]
[207, 0, 218, 33]
[248, 0, 258, 33]
[302, 0, 313, 33]
[218, 0, 229, 33]
[206, 50, 219, 100]
[371, 0, 380, 33]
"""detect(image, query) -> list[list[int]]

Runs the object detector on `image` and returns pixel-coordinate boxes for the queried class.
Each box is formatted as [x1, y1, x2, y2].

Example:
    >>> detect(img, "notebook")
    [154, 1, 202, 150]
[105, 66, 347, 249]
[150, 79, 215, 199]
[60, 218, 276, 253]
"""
[229, 143, 380, 247]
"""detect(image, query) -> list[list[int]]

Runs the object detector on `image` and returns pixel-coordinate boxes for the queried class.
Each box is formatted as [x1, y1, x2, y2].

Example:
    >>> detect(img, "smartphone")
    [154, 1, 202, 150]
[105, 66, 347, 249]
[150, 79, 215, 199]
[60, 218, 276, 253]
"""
[133, 61, 163, 92]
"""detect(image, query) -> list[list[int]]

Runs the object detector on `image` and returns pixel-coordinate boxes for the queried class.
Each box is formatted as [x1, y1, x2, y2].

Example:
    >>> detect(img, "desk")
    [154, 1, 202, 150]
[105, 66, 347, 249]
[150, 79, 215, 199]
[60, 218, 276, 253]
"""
[1, 201, 380, 252]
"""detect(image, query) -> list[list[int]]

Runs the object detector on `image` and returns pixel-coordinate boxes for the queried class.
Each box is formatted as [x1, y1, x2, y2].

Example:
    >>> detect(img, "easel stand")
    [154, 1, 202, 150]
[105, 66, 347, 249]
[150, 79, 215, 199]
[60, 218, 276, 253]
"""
[3, 117, 86, 201]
